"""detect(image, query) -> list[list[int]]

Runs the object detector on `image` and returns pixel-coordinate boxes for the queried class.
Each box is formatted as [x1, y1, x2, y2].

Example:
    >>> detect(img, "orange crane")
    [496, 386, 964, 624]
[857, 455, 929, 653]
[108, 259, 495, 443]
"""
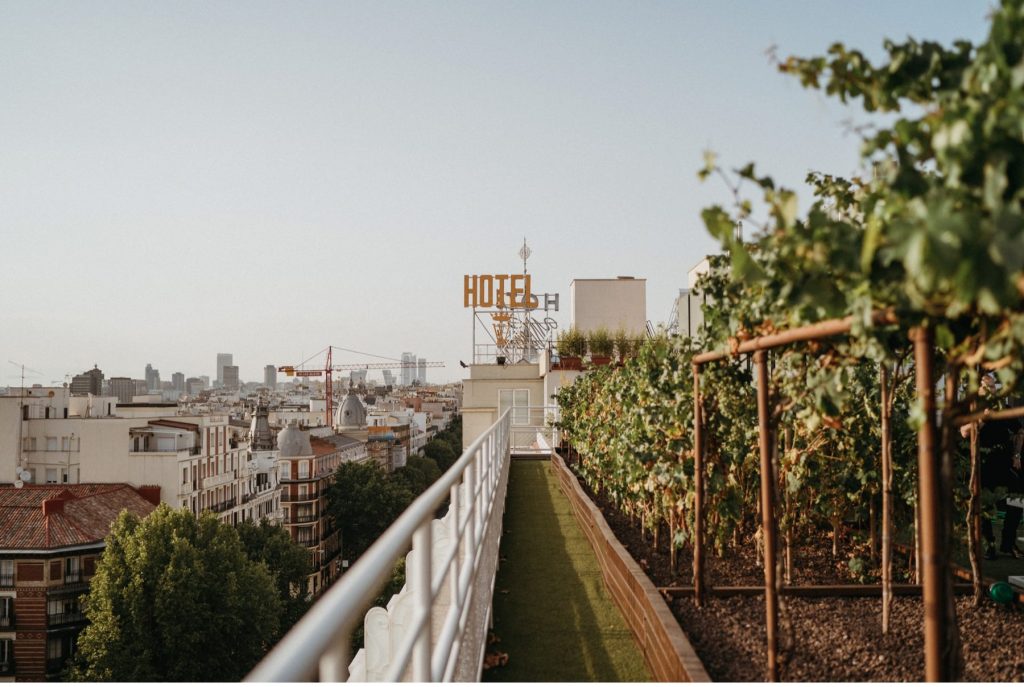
[277, 346, 444, 426]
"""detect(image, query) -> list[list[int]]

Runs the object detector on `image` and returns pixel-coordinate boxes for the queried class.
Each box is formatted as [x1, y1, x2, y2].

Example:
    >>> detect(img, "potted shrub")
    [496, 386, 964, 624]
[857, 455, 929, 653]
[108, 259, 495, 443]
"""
[613, 327, 634, 362]
[556, 327, 585, 370]
[588, 327, 614, 366]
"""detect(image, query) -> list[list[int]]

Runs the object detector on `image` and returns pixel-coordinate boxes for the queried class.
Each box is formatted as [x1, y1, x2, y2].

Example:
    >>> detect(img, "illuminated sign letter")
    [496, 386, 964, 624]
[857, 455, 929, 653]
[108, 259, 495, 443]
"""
[464, 275, 477, 308]
[523, 274, 539, 308]
[509, 274, 524, 307]
[495, 274, 508, 308]
[478, 275, 494, 308]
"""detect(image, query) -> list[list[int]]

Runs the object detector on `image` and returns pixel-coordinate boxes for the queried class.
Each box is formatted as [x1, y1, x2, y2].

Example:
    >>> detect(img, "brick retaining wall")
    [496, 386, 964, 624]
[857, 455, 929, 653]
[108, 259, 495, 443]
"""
[550, 453, 710, 682]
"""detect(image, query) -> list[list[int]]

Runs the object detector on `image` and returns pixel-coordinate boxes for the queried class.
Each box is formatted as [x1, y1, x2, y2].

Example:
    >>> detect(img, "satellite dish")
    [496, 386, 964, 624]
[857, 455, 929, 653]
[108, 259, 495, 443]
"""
[20, 470, 32, 483]
[14, 480, 23, 489]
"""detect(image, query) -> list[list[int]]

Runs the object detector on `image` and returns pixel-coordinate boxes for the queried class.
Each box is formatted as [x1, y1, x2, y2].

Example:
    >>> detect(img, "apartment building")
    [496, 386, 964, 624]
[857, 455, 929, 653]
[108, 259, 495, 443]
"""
[276, 422, 366, 597]
[0, 483, 157, 681]
[243, 402, 281, 524]
[0, 388, 271, 527]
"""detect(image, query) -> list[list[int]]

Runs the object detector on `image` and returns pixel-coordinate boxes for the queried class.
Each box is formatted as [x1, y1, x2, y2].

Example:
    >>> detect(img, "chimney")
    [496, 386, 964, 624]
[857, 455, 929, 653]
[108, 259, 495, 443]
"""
[137, 485, 161, 506]
[42, 498, 65, 516]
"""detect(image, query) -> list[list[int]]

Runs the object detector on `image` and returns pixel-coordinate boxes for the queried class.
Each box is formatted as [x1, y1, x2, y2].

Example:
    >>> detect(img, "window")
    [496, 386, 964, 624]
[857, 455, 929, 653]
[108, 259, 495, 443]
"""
[47, 637, 63, 660]
[279, 464, 290, 482]
[0, 638, 12, 668]
[0, 597, 12, 624]
[46, 468, 58, 484]
[46, 437, 57, 451]
[298, 461, 309, 479]
[499, 389, 530, 425]
[0, 560, 13, 586]
[47, 597, 79, 618]
[182, 467, 188, 485]
[65, 557, 80, 582]
[61, 437, 69, 451]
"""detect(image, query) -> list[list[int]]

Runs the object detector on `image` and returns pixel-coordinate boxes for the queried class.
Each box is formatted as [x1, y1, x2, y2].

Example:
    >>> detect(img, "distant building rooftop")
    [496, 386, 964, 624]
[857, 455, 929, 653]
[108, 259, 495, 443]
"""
[311, 434, 365, 456]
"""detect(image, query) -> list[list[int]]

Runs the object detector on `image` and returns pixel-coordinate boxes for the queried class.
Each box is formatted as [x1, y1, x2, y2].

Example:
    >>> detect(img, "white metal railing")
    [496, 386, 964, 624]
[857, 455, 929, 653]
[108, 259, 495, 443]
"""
[508, 405, 560, 455]
[246, 411, 511, 682]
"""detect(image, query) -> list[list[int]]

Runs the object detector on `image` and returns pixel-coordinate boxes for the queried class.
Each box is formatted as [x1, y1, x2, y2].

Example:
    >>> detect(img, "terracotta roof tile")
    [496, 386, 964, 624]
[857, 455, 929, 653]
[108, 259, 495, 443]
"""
[0, 483, 157, 551]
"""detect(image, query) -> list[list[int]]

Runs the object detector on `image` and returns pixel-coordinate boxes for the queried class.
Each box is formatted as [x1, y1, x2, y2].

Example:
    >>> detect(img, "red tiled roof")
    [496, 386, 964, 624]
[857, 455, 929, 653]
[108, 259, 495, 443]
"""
[310, 438, 339, 457]
[0, 483, 157, 551]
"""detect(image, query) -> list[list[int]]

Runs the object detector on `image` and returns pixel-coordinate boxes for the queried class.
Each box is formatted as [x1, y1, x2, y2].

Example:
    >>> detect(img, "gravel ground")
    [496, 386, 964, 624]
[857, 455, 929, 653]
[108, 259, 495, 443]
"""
[568, 459, 1024, 682]
[674, 595, 1024, 682]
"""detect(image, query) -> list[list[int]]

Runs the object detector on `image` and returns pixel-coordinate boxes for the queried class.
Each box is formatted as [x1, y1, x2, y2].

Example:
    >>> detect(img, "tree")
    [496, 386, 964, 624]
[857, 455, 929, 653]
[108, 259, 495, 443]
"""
[325, 462, 414, 562]
[236, 519, 312, 629]
[423, 438, 458, 473]
[71, 505, 281, 682]
[394, 455, 442, 495]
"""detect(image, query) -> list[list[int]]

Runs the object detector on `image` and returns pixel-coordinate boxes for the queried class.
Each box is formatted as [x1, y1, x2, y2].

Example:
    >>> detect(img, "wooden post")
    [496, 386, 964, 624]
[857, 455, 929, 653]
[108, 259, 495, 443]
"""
[967, 394, 982, 606]
[880, 364, 893, 634]
[911, 326, 960, 681]
[754, 350, 779, 682]
[692, 362, 705, 607]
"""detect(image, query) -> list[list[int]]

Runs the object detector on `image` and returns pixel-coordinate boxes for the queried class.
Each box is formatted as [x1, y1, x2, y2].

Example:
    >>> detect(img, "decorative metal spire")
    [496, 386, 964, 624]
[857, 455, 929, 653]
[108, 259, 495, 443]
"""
[519, 237, 531, 274]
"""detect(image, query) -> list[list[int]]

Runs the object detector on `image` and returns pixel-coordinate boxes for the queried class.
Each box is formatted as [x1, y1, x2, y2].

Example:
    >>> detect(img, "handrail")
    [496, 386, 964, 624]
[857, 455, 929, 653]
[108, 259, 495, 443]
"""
[246, 410, 511, 682]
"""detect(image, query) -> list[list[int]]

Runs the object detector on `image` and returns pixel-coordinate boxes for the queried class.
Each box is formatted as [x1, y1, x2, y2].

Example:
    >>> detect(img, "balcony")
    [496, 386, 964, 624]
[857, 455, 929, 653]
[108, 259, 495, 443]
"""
[0, 573, 13, 589]
[288, 513, 318, 524]
[48, 579, 89, 596]
[295, 536, 318, 547]
[0, 614, 13, 628]
[281, 492, 319, 503]
[48, 610, 86, 627]
[202, 469, 237, 489]
[0, 659, 14, 677]
[64, 572, 81, 584]
[208, 498, 237, 514]
[280, 474, 317, 484]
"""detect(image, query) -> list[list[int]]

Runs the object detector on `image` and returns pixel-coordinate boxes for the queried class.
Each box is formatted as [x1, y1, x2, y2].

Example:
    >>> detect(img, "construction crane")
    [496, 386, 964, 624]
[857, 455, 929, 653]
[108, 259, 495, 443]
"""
[277, 346, 444, 426]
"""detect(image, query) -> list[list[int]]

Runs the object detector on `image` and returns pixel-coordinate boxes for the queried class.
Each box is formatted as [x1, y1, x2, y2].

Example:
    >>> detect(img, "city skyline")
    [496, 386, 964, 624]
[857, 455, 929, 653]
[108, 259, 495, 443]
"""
[1, 1, 992, 385]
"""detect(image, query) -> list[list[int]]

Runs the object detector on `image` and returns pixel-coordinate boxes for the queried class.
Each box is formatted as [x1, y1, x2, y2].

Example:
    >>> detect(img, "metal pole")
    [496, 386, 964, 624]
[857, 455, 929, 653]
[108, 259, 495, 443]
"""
[693, 310, 898, 365]
[412, 521, 433, 681]
[692, 362, 705, 607]
[911, 326, 955, 682]
[318, 637, 349, 682]
[754, 350, 779, 682]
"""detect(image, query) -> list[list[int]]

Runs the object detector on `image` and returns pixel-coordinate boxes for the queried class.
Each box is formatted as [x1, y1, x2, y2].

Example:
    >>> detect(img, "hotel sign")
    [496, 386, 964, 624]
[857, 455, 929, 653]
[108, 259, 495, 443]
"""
[463, 274, 540, 309]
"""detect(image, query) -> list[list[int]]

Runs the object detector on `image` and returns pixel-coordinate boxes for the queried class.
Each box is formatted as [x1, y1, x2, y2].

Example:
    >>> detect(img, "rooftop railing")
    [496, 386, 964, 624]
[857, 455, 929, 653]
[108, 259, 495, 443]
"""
[508, 405, 559, 456]
[247, 410, 511, 682]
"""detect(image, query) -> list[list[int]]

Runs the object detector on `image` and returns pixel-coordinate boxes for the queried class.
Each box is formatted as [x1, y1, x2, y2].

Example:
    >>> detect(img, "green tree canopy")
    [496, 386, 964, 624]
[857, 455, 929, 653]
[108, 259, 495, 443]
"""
[423, 438, 458, 473]
[394, 455, 442, 495]
[325, 461, 414, 562]
[236, 519, 312, 629]
[72, 505, 281, 682]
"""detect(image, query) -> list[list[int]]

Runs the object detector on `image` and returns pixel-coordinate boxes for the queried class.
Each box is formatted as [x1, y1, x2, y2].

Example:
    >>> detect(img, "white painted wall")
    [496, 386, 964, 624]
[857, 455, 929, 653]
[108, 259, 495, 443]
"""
[569, 277, 646, 336]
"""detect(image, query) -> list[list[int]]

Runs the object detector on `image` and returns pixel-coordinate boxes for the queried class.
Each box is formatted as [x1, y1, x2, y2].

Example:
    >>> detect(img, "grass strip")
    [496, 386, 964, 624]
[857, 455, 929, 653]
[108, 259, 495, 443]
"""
[484, 461, 650, 682]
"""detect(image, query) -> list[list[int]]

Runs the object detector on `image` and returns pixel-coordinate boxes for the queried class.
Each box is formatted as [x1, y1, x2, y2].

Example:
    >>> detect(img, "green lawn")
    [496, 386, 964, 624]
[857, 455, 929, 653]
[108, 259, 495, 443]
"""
[484, 461, 650, 682]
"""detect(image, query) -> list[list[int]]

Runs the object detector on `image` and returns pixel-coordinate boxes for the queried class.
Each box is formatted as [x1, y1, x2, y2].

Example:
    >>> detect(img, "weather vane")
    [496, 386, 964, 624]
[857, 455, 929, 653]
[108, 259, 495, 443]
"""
[519, 237, 531, 274]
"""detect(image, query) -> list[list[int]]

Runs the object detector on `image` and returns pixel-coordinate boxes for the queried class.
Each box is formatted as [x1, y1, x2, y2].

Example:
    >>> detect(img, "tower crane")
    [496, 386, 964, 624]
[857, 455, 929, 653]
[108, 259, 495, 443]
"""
[277, 346, 444, 426]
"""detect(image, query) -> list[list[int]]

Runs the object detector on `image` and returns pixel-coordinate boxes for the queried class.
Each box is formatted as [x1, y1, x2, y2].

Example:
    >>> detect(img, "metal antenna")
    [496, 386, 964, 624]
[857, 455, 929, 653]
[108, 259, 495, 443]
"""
[8, 360, 42, 480]
[519, 238, 531, 275]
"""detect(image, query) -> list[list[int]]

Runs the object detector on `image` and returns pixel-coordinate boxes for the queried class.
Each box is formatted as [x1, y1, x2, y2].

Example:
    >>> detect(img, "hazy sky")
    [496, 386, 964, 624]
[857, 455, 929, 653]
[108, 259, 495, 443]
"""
[1, 1, 992, 385]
